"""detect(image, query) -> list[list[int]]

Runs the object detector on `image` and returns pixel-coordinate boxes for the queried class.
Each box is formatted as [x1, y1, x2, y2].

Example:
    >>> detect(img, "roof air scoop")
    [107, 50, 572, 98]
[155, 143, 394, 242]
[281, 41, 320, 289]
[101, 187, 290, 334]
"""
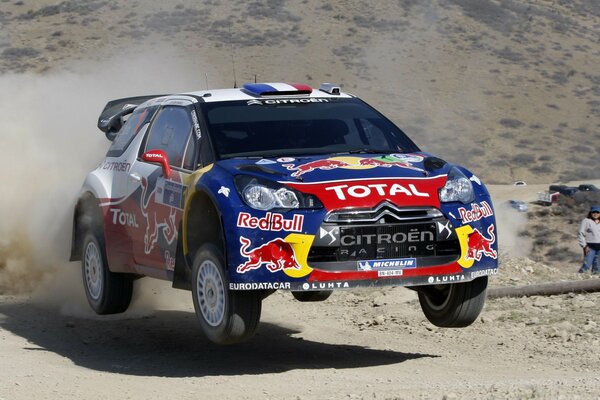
[319, 83, 340, 95]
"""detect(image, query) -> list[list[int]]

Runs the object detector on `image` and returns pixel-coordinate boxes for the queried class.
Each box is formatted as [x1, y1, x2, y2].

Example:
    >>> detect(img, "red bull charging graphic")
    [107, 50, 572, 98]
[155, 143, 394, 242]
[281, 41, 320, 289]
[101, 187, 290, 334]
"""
[282, 155, 424, 177]
[237, 237, 301, 273]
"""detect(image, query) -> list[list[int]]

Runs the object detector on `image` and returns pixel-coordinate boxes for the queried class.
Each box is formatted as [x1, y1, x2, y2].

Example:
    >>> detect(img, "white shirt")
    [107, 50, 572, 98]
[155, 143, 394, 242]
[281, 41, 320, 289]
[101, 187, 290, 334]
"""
[578, 217, 600, 247]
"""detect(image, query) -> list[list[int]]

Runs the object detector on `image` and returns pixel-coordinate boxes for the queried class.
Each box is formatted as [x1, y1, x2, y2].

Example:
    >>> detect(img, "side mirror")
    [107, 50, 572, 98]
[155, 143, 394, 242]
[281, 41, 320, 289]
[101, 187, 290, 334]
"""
[142, 149, 171, 178]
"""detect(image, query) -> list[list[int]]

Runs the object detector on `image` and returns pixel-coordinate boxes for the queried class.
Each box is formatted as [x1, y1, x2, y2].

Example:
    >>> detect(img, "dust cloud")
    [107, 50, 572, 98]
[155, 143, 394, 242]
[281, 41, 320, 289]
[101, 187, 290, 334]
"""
[0, 50, 200, 315]
[494, 202, 531, 258]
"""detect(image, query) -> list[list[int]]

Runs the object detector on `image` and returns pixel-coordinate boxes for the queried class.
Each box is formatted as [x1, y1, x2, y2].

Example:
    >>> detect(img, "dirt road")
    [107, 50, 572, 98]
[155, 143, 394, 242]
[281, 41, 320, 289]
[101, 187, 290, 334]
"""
[1, 0, 599, 397]
[1, 273, 599, 399]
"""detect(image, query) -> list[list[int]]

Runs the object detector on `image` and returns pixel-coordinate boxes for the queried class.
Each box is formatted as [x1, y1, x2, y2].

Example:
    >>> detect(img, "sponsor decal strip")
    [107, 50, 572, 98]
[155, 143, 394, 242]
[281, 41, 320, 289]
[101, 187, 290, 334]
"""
[285, 177, 446, 210]
[237, 212, 304, 232]
[357, 258, 417, 271]
[458, 201, 493, 223]
[230, 282, 292, 290]
[101, 161, 131, 172]
[307, 263, 462, 282]
[228, 269, 497, 291]
[109, 208, 139, 227]
[470, 268, 498, 279]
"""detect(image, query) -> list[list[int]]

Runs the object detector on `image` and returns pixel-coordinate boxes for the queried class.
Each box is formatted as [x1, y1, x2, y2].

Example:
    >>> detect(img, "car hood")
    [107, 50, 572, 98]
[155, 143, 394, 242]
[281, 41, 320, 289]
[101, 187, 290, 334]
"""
[210, 153, 458, 210]
[214, 152, 450, 183]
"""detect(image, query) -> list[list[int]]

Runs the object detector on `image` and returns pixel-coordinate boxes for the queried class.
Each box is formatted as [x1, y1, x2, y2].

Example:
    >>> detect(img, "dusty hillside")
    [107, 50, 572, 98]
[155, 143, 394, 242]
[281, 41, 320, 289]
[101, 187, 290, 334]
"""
[1, 0, 598, 183]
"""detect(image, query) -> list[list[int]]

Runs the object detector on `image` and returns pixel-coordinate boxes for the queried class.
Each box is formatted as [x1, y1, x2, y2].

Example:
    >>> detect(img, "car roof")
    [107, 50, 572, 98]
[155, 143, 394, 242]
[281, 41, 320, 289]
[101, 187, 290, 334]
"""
[99, 83, 355, 137]
[184, 83, 354, 103]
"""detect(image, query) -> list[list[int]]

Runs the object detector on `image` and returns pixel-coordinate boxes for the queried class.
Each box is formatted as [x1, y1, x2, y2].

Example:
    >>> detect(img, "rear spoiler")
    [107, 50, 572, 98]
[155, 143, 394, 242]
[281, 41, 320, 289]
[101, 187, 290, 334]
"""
[98, 94, 165, 141]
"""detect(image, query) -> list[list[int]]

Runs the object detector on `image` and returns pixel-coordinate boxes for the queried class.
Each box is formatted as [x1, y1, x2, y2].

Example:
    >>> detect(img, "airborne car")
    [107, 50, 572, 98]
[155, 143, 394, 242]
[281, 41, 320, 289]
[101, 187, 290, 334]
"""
[71, 83, 498, 344]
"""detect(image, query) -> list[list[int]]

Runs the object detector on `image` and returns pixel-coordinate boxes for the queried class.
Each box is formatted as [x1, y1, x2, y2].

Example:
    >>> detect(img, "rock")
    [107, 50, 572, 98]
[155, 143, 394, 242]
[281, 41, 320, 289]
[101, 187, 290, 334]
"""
[579, 301, 595, 308]
[533, 297, 552, 307]
[373, 315, 385, 325]
[557, 321, 575, 331]
[372, 296, 387, 307]
[558, 330, 569, 340]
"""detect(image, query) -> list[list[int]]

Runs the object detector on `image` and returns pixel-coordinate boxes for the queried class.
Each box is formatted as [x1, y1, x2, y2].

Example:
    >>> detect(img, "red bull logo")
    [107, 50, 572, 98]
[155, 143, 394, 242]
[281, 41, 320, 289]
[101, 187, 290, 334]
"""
[237, 236, 300, 273]
[283, 159, 349, 177]
[466, 225, 497, 261]
[283, 156, 423, 177]
[141, 177, 179, 254]
[458, 201, 493, 223]
[357, 158, 422, 172]
[236, 212, 304, 232]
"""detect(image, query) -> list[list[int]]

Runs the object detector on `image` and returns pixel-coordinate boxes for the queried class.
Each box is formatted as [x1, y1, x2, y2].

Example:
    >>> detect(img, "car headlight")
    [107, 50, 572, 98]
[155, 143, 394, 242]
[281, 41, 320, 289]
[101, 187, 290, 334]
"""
[439, 167, 474, 203]
[234, 175, 323, 211]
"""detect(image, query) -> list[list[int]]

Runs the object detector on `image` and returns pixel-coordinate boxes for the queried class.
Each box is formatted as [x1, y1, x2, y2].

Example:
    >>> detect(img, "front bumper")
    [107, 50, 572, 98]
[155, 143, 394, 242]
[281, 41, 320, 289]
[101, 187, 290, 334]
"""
[222, 200, 498, 291]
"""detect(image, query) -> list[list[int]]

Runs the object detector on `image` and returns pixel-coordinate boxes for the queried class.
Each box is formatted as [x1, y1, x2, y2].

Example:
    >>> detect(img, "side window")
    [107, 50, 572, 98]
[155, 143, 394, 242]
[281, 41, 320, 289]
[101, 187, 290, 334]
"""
[145, 106, 197, 170]
[106, 106, 156, 158]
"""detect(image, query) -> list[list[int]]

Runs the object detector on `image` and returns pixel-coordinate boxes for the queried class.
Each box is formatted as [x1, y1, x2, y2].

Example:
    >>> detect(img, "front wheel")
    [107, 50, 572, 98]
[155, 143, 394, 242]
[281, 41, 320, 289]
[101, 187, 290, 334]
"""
[191, 244, 261, 344]
[417, 277, 488, 328]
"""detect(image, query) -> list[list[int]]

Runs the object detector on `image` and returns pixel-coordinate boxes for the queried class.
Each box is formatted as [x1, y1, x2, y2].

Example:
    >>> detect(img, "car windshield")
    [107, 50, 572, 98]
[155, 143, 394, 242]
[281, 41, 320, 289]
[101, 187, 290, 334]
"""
[201, 98, 420, 159]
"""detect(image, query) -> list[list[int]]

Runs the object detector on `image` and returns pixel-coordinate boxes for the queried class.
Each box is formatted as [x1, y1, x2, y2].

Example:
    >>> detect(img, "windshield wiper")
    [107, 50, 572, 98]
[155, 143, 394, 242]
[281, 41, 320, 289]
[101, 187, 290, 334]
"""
[345, 148, 397, 154]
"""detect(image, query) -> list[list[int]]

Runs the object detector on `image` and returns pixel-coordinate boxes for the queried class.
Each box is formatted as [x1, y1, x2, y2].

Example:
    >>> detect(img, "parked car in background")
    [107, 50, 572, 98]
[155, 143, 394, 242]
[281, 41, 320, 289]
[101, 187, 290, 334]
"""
[549, 184, 579, 197]
[537, 191, 560, 206]
[578, 184, 599, 192]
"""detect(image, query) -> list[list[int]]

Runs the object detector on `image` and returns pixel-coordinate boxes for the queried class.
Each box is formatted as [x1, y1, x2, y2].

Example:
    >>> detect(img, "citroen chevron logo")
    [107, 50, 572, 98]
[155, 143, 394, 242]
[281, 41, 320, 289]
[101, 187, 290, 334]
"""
[218, 186, 230, 197]
[319, 226, 339, 245]
[437, 221, 452, 239]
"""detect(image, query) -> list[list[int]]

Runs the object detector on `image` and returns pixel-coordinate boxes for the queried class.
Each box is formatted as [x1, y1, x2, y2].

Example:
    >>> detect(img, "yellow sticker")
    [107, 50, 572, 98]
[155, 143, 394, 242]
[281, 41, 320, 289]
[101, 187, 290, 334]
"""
[455, 225, 475, 268]
[283, 233, 315, 278]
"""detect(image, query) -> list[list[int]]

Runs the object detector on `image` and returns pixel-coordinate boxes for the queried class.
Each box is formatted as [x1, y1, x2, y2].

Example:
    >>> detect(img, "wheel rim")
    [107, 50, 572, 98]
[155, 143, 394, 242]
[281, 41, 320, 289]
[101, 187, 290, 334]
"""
[423, 284, 454, 311]
[196, 260, 225, 327]
[84, 241, 103, 301]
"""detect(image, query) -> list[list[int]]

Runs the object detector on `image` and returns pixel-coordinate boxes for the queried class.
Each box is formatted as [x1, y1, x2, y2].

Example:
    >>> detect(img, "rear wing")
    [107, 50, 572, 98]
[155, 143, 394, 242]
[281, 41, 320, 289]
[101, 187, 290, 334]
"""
[98, 94, 165, 140]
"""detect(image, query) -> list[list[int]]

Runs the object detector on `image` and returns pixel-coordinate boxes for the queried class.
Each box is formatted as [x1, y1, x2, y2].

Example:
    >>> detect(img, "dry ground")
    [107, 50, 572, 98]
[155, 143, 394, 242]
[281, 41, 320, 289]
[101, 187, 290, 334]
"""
[1, 0, 600, 399]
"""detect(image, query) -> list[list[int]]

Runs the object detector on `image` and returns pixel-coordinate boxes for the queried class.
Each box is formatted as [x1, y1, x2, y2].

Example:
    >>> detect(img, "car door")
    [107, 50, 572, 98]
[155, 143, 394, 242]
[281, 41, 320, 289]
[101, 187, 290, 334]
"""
[127, 103, 199, 274]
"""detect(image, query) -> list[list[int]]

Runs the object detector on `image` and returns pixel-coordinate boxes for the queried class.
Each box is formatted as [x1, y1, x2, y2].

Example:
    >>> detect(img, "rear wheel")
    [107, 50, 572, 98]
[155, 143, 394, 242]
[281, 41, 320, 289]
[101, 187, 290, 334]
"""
[292, 290, 333, 302]
[81, 231, 133, 314]
[417, 277, 488, 327]
[191, 244, 261, 344]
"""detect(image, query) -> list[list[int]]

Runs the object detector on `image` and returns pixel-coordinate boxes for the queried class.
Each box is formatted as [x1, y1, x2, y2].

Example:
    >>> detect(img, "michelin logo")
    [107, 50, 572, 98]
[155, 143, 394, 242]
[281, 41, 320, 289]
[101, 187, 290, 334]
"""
[358, 258, 416, 271]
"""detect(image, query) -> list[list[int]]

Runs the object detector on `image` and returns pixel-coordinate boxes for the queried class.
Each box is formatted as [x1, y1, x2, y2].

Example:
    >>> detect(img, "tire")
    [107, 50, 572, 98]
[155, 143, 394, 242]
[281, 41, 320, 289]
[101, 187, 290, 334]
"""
[417, 276, 488, 328]
[291, 290, 333, 302]
[81, 231, 133, 314]
[191, 244, 261, 344]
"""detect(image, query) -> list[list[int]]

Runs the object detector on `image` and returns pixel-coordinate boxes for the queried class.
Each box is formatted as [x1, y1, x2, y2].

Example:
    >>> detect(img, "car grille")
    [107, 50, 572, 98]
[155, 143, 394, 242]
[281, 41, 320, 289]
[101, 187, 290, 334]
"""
[324, 202, 443, 224]
[308, 205, 460, 267]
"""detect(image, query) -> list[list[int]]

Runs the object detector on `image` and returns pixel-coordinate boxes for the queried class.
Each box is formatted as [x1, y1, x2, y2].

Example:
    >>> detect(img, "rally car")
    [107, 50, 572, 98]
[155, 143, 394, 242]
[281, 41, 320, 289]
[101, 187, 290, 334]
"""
[70, 82, 498, 344]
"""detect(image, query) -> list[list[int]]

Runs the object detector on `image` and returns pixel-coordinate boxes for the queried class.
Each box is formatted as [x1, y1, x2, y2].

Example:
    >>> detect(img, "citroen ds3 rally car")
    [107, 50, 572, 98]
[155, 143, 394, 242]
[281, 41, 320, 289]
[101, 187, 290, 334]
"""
[70, 82, 498, 344]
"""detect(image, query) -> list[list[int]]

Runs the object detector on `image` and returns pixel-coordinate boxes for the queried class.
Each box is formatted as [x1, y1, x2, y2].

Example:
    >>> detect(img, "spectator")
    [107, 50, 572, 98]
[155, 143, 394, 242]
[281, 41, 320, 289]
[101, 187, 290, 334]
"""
[578, 205, 600, 274]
